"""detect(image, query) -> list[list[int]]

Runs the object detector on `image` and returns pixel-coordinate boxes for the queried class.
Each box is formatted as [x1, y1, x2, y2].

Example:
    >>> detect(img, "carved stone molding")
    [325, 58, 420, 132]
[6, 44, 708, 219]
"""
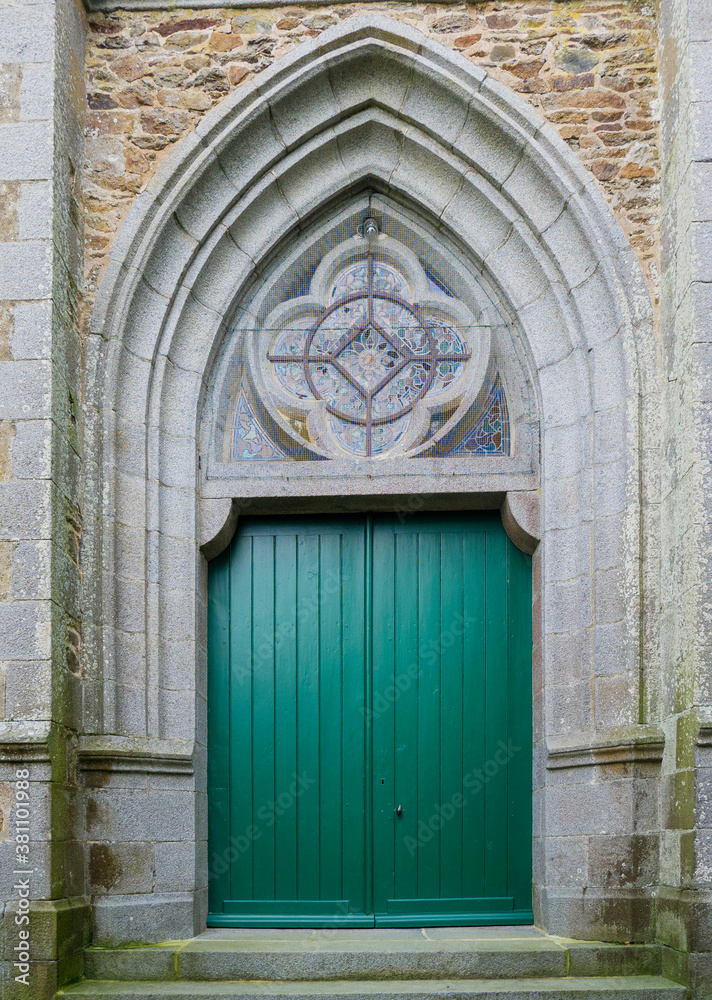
[546, 726, 665, 769]
[501, 490, 540, 555]
[200, 497, 238, 560]
[698, 721, 712, 747]
[0, 722, 53, 764]
[78, 736, 195, 776]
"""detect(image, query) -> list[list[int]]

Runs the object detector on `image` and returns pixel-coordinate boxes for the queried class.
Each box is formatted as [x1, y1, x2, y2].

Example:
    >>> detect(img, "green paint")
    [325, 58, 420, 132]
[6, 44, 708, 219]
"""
[207, 513, 532, 927]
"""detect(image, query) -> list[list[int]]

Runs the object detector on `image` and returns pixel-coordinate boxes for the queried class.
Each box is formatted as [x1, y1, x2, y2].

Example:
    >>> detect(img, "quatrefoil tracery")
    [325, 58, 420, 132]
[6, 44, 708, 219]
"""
[267, 253, 473, 456]
[255, 234, 490, 459]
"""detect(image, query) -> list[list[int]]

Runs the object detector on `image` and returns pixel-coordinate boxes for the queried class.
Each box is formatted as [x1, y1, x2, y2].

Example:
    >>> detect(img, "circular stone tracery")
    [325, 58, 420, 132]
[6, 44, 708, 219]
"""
[257, 231, 488, 458]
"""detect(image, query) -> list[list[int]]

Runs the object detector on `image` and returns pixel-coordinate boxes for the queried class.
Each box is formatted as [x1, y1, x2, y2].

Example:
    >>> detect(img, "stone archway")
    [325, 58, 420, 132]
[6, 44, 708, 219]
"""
[83, 14, 657, 943]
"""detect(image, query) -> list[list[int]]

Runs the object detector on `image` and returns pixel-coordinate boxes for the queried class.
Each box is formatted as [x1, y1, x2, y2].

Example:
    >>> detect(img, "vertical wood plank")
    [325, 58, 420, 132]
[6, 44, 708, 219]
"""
[250, 534, 276, 900]
[393, 530, 419, 903]
[462, 529, 486, 900]
[274, 533, 298, 900]
[207, 548, 231, 913]
[372, 518, 395, 914]
[439, 530, 464, 899]
[484, 525, 509, 899]
[507, 538, 533, 911]
[341, 521, 368, 915]
[318, 531, 344, 902]
[228, 531, 255, 901]
[296, 531, 321, 902]
[417, 529, 441, 900]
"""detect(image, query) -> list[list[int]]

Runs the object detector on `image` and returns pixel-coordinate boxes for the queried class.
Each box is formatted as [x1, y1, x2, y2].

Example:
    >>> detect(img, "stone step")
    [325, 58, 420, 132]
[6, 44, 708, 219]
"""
[57, 976, 687, 1000]
[83, 930, 661, 983]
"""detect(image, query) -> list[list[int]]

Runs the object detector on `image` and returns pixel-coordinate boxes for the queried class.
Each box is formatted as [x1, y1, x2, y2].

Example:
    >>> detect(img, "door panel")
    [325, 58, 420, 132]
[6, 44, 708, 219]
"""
[208, 512, 532, 927]
[208, 517, 371, 926]
[371, 514, 532, 926]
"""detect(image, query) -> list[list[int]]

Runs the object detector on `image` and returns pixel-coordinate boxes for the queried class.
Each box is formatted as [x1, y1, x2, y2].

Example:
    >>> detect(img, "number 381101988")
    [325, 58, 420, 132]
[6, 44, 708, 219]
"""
[14, 770, 30, 857]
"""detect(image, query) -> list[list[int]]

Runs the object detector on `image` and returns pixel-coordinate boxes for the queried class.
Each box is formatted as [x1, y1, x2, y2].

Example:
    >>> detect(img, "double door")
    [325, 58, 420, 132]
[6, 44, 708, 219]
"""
[207, 513, 532, 926]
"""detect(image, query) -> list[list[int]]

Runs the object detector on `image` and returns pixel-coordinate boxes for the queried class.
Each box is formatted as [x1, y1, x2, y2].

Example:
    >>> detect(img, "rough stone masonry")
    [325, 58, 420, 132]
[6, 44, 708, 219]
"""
[82, 0, 661, 322]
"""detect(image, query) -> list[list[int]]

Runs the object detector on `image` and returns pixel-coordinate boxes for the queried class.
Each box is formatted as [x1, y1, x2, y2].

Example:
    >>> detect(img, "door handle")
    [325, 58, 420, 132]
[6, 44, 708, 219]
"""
[396, 804, 402, 817]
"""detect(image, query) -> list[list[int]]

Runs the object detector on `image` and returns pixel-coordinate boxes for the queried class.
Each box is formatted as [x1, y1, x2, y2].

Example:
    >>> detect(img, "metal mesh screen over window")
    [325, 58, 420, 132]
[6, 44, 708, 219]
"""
[224, 203, 512, 462]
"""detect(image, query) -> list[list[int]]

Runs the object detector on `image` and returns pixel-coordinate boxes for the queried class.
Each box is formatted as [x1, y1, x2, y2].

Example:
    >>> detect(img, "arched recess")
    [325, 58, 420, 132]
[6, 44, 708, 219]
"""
[83, 13, 657, 940]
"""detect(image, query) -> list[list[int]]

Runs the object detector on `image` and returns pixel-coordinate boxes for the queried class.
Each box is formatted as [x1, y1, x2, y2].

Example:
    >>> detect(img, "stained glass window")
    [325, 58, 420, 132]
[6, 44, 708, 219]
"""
[225, 217, 512, 462]
[425, 374, 510, 457]
[231, 390, 287, 461]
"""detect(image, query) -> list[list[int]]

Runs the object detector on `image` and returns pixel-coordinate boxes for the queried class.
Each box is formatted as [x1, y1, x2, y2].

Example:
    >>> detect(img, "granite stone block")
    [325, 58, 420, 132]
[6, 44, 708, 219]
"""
[0, 6, 53, 63]
[0, 122, 52, 181]
[0, 244, 51, 305]
[92, 893, 196, 946]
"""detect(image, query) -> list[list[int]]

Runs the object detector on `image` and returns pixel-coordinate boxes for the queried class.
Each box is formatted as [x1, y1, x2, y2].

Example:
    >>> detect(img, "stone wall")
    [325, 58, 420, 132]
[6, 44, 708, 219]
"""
[82, 0, 660, 323]
[0, 0, 89, 994]
[656, 0, 712, 994]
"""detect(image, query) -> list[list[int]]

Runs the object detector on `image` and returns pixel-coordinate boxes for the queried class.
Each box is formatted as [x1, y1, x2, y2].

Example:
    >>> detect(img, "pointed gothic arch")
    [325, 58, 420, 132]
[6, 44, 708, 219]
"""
[84, 14, 658, 941]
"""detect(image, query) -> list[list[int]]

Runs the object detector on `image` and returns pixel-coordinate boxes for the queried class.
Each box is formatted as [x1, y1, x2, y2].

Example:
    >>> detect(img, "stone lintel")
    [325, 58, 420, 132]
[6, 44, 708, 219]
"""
[78, 735, 195, 775]
[546, 725, 665, 769]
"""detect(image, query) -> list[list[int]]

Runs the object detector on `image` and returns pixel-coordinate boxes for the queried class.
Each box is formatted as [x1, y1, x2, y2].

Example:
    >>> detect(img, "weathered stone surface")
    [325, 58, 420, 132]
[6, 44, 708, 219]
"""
[0, 0, 89, 994]
[0, 419, 14, 480]
[88, 842, 155, 894]
[0, 538, 13, 600]
[82, 1, 661, 307]
[0, 242, 51, 298]
[92, 892, 196, 946]
[0, 599, 51, 660]
[0, 64, 20, 124]
[0, 301, 11, 362]
[4, 658, 51, 719]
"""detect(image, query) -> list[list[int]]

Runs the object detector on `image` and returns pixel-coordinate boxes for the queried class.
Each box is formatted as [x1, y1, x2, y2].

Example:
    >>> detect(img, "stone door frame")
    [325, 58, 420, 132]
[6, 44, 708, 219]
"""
[82, 14, 660, 943]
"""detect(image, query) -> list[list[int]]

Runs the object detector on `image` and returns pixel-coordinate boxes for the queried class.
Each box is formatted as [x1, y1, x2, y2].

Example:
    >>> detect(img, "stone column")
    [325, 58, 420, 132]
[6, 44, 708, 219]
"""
[0, 0, 89, 996]
[657, 0, 712, 994]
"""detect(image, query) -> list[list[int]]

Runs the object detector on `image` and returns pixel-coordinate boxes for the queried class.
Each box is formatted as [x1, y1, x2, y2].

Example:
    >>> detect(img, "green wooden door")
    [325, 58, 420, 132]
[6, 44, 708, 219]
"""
[208, 513, 532, 927]
[208, 517, 371, 926]
[371, 514, 532, 925]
